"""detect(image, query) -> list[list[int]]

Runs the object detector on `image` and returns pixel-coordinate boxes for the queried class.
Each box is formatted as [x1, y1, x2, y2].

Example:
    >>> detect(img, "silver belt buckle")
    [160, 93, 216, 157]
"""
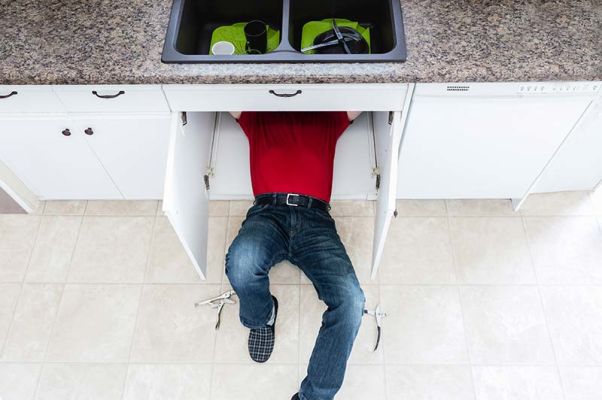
[286, 193, 300, 206]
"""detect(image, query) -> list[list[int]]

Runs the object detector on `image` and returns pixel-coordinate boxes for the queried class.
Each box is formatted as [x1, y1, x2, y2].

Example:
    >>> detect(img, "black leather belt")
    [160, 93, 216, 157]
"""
[253, 192, 331, 213]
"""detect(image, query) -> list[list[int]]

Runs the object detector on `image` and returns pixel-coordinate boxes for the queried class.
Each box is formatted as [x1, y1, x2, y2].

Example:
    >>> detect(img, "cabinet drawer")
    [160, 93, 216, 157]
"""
[54, 85, 170, 113]
[163, 84, 407, 112]
[0, 86, 65, 114]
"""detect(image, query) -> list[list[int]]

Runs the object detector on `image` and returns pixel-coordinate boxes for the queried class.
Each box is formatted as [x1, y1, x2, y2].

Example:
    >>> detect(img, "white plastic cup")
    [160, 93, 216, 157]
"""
[211, 41, 236, 55]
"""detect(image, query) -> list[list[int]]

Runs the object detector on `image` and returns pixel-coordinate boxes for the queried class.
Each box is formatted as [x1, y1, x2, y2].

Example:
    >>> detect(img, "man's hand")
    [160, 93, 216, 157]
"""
[347, 111, 362, 122]
[230, 111, 361, 121]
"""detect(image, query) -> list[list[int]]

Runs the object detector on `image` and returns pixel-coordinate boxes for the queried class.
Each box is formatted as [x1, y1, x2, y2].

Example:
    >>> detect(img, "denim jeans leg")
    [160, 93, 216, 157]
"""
[291, 208, 366, 400]
[225, 206, 288, 329]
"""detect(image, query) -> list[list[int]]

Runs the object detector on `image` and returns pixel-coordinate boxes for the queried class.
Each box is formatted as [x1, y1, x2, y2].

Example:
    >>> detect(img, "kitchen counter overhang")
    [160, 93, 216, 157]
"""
[0, 0, 600, 84]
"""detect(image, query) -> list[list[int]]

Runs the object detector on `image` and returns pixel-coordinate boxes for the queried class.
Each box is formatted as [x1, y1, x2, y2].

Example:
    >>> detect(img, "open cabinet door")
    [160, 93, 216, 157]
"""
[0, 160, 39, 213]
[371, 111, 403, 280]
[163, 112, 215, 280]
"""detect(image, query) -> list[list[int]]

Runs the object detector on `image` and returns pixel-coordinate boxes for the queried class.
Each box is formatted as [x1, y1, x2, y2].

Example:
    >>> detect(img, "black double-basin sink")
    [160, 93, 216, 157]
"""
[161, 0, 406, 63]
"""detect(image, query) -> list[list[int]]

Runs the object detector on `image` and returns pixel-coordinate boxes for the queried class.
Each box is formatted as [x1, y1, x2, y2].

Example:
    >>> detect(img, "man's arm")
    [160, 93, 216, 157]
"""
[347, 111, 362, 122]
[231, 111, 358, 121]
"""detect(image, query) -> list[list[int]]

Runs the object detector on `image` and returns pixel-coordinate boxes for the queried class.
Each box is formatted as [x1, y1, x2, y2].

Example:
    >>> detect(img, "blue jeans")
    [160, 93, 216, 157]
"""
[225, 195, 366, 400]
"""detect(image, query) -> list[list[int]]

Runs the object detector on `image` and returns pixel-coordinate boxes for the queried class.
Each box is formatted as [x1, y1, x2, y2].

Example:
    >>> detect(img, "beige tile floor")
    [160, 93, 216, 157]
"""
[0, 192, 601, 400]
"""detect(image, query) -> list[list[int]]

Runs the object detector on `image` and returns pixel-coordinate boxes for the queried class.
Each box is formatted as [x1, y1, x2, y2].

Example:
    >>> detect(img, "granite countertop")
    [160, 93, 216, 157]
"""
[0, 0, 600, 84]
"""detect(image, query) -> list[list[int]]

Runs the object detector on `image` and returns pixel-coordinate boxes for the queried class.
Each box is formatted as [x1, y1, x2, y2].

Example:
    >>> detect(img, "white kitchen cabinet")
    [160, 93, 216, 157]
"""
[0, 113, 171, 200]
[71, 114, 172, 199]
[0, 116, 121, 199]
[396, 82, 600, 200]
[0, 83, 172, 201]
[532, 86, 602, 193]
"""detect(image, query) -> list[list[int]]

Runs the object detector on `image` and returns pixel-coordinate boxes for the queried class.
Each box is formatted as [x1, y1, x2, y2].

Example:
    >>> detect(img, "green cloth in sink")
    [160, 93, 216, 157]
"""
[301, 18, 371, 54]
[209, 23, 280, 55]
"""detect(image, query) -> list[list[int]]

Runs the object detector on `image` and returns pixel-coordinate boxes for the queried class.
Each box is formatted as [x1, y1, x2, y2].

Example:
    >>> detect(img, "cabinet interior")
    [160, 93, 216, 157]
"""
[185, 111, 382, 201]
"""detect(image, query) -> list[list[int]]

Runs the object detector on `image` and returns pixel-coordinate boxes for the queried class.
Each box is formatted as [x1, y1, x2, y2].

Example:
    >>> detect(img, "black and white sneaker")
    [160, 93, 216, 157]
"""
[248, 295, 278, 363]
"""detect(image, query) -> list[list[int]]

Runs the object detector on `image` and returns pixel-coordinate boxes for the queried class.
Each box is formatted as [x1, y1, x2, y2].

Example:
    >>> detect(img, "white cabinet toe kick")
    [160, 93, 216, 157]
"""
[1, 82, 601, 281]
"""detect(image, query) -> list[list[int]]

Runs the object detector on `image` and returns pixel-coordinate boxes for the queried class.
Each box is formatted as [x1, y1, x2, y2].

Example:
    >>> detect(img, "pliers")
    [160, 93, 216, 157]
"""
[363, 304, 387, 351]
[195, 290, 237, 330]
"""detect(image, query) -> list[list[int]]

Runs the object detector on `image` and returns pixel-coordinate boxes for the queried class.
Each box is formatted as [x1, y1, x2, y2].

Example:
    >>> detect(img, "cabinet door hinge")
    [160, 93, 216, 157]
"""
[204, 167, 214, 191]
[393, 209, 398, 218]
[181, 112, 188, 126]
[372, 167, 381, 190]
[388, 111, 394, 125]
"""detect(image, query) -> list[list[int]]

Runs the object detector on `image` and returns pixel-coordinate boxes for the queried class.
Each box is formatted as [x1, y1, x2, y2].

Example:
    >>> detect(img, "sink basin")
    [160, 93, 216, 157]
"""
[161, 0, 407, 63]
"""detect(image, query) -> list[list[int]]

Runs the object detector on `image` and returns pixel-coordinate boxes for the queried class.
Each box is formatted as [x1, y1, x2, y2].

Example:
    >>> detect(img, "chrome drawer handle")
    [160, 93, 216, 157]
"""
[92, 90, 125, 99]
[269, 90, 302, 98]
[0, 91, 18, 99]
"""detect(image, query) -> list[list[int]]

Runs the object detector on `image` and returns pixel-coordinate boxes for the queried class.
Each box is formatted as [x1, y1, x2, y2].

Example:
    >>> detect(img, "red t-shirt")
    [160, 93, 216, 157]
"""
[236, 111, 351, 203]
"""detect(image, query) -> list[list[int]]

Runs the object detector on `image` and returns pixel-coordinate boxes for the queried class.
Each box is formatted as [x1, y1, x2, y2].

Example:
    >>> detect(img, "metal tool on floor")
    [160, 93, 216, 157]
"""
[363, 304, 387, 351]
[194, 289, 237, 330]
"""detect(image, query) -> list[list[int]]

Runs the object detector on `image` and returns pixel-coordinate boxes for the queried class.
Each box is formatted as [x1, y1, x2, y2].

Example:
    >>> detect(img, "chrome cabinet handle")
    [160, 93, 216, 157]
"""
[84, 128, 94, 136]
[61, 129, 71, 136]
[269, 90, 302, 98]
[0, 91, 17, 99]
[92, 90, 125, 99]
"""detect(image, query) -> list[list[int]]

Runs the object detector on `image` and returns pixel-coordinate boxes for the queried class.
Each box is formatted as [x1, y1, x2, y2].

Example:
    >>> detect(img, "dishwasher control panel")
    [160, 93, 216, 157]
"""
[518, 82, 600, 95]
[414, 82, 601, 97]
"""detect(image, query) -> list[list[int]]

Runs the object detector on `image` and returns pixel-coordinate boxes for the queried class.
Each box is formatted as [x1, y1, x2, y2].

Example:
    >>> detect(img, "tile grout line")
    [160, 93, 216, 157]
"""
[209, 204, 233, 400]
[117, 213, 159, 400]
[6, 280, 602, 287]
[32, 205, 87, 400]
[141, 214, 159, 285]
[155, 200, 161, 217]
[445, 201, 479, 400]
[520, 214, 568, 400]
[376, 283, 389, 400]
[218, 212, 229, 287]
[60, 201, 88, 283]
[2, 359, 598, 367]
[0, 212, 43, 361]
[443, 200, 458, 285]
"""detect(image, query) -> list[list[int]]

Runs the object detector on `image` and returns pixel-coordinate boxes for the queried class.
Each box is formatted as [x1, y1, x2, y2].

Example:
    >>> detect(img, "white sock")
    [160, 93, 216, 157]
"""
[266, 303, 275, 326]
